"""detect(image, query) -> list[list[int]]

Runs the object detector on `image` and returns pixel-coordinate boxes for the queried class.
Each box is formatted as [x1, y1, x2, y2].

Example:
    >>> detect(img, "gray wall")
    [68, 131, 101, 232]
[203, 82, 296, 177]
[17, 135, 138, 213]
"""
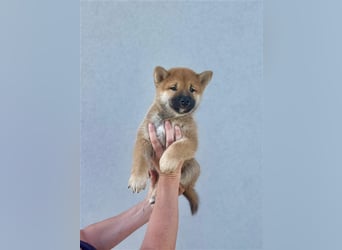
[81, 1, 262, 249]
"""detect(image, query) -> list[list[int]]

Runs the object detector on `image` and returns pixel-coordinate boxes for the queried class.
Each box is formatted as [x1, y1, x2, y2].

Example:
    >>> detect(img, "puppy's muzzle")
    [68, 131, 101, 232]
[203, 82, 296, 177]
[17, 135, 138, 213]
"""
[171, 95, 195, 114]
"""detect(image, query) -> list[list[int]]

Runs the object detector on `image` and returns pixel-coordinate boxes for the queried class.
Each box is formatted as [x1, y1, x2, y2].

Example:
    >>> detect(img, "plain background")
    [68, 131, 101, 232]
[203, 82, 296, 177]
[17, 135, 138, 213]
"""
[81, 1, 262, 249]
[2, 1, 342, 250]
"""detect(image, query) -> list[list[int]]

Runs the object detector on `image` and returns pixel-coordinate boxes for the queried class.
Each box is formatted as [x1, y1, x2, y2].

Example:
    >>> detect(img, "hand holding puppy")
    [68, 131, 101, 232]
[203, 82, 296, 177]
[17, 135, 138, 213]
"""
[147, 121, 185, 199]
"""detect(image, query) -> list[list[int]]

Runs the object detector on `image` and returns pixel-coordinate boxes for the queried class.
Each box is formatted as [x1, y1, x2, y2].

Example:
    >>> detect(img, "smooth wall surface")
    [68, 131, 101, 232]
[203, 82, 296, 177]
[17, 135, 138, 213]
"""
[3, 1, 342, 250]
[81, 1, 262, 249]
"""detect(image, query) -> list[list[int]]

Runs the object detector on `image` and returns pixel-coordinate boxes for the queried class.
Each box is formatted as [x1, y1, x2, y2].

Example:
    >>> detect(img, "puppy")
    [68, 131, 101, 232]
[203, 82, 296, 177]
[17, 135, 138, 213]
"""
[128, 66, 213, 215]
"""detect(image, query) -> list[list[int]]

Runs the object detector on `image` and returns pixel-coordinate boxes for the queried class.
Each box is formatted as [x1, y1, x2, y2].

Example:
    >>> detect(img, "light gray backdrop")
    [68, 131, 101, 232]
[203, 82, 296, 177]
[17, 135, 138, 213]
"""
[81, 1, 262, 249]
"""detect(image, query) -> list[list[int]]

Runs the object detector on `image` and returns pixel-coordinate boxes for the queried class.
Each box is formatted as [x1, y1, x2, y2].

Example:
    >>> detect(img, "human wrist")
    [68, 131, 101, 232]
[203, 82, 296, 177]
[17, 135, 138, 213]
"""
[159, 171, 181, 180]
[142, 198, 153, 210]
[139, 199, 153, 220]
[157, 173, 181, 190]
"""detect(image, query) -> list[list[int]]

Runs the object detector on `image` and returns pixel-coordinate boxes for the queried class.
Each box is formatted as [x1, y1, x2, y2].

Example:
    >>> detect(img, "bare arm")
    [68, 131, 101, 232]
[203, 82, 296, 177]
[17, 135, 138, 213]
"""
[80, 121, 182, 250]
[140, 121, 183, 250]
[81, 198, 152, 250]
[140, 165, 182, 250]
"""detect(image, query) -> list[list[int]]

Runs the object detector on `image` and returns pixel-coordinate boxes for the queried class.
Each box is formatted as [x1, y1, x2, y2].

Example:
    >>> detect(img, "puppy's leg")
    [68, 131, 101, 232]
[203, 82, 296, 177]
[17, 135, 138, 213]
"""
[181, 159, 200, 215]
[148, 170, 158, 205]
[159, 138, 196, 173]
[128, 139, 152, 193]
[180, 159, 200, 188]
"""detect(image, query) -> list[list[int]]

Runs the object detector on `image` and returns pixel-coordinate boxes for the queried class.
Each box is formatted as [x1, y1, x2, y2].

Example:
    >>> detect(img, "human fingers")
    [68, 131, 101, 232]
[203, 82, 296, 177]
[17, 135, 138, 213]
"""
[164, 120, 174, 148]
[174, 125, 182, 141]
[148, 123, 163, 159]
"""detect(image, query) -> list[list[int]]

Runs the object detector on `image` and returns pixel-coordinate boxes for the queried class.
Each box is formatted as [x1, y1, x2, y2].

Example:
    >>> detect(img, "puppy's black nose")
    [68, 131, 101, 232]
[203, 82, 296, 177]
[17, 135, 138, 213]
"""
[170, 95, 195, 114]
[179, 96, 191, 108]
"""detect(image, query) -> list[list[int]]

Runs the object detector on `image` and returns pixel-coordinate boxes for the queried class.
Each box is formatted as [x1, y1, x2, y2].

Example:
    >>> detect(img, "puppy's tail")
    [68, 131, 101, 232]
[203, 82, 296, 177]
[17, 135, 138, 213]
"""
[183, 187, 199, 215]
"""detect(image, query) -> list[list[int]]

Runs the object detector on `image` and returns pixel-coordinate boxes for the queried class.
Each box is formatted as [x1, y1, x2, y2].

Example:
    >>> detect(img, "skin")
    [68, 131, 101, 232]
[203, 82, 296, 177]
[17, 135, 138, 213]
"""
[140, 122, 183, 250]
[80, 121, 183, 250]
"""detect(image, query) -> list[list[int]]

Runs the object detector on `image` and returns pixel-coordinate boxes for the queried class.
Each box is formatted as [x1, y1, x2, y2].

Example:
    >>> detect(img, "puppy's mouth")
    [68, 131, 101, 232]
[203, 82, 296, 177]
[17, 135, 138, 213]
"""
[170, 95, 195, 114]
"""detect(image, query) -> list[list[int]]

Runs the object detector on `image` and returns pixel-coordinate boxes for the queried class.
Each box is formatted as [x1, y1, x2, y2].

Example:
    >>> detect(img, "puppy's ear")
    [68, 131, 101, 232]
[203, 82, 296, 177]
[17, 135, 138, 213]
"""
[198, 71, 213, 87]
[154, 66, 169, 84]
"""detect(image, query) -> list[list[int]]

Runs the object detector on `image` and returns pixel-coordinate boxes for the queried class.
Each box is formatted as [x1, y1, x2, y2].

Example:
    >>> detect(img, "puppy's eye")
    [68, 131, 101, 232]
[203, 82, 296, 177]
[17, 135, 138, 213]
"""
[189, 86, 196, 93]
[169, 86, 177, 91]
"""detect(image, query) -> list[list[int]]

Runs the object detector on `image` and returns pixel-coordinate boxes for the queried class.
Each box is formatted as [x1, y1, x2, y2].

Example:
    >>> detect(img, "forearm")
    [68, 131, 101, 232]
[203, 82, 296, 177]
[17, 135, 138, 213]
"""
[81, 199, 152, 250]
[141, 174, 181, 250]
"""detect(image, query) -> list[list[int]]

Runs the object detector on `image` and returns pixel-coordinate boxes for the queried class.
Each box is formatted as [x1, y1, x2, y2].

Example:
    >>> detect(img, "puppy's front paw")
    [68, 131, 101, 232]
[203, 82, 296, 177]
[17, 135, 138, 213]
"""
[128, 174, 148, 193]
[159, 154, 180, 174]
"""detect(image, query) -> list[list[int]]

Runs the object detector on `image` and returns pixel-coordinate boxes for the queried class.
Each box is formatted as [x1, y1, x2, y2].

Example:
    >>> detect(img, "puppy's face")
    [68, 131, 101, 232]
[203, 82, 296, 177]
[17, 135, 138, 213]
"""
[153, 67, 213, 117]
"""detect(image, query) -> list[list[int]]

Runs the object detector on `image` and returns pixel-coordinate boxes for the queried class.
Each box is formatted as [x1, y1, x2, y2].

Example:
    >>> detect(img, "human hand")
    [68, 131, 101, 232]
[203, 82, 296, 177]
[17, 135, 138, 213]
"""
[148, 120, 182, 172]
[147, 121, 185, 195]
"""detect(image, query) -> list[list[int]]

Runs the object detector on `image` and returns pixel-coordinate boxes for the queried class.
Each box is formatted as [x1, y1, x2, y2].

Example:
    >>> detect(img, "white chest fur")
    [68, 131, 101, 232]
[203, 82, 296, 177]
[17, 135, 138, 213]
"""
[155, 123, 166, 146]
[147, 113, 167, 147]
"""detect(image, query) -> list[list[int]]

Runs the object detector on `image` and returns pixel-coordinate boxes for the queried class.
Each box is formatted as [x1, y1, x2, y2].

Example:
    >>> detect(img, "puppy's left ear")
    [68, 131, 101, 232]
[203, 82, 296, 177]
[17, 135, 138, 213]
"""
[198, 71, 213, 87]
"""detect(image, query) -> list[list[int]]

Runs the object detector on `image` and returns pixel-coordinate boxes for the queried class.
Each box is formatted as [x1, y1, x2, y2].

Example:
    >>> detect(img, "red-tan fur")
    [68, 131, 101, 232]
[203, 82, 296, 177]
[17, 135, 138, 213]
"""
[128, 66, 213, 215]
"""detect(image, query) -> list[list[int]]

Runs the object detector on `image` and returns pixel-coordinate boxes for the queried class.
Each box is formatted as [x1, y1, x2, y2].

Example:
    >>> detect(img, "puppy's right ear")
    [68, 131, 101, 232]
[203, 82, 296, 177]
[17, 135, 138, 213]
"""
[154, 66, 169, 84]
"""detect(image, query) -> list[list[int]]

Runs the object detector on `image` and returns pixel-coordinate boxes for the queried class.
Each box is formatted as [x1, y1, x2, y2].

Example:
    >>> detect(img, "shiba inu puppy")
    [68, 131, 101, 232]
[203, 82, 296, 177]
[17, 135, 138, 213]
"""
[128, 66, 213, 215]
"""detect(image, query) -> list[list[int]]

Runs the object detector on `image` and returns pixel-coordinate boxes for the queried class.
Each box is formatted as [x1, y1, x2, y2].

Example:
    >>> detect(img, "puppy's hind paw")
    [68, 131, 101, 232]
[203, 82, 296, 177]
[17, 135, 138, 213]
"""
[149, 196, 155, 205]
[128, 174, 148, 193]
